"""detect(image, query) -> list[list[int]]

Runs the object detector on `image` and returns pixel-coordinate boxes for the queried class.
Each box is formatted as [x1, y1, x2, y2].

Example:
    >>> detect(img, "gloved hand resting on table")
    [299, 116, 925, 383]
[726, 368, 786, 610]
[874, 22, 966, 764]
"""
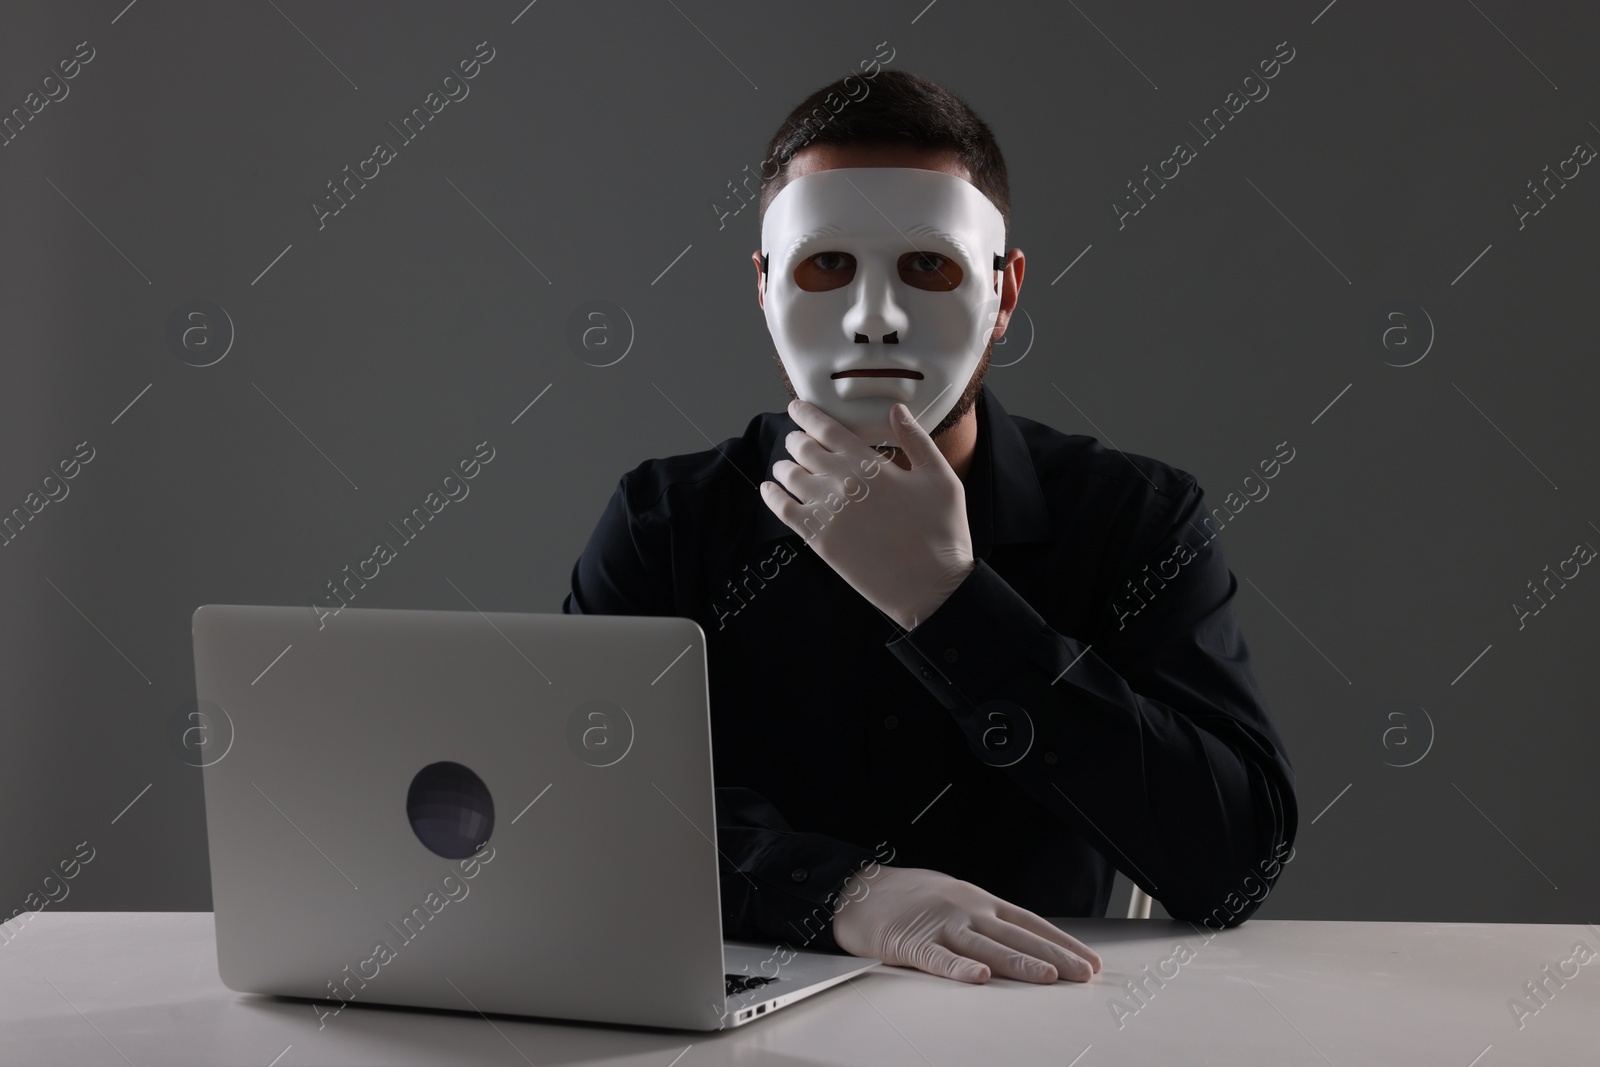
[761, 398, 975, 632]
[830, 865, 1103, 984]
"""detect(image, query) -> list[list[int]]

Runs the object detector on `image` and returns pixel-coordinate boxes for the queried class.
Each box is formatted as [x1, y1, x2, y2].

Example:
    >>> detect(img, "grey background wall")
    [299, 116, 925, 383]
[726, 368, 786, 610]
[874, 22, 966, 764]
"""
[2, 0, 1595, 925]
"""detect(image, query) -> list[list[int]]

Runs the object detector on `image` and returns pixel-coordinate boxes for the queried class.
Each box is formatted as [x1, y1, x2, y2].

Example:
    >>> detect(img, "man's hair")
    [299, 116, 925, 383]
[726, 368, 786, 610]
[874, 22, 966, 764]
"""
[757, 70, 1010, 236]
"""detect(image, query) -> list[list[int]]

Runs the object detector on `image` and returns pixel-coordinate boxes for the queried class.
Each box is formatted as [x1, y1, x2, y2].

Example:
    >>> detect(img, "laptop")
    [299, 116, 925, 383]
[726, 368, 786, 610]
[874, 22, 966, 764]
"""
[190, 603, 878, 1031]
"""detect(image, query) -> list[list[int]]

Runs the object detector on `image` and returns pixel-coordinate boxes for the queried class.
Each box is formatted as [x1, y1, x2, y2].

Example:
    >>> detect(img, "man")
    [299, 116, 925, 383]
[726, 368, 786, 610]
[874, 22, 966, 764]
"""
[563, 70, 1297, 986]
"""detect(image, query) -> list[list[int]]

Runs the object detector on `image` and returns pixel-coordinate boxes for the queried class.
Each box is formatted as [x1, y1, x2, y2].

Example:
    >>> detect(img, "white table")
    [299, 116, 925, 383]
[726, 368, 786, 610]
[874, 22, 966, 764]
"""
[2, 913, 1595, 1065]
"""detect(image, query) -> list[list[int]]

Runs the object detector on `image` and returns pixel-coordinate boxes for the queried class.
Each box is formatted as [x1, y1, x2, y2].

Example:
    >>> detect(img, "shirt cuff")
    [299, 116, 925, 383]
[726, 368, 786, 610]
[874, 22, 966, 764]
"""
[741, 832, 882, 953]
[884, 558, 1057, 711]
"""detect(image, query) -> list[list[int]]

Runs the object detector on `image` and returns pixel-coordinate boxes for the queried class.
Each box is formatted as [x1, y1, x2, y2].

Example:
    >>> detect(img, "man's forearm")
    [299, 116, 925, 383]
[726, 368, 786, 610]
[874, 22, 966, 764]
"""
[715, 786, 889, 951]
[885, 558, 1298, 924]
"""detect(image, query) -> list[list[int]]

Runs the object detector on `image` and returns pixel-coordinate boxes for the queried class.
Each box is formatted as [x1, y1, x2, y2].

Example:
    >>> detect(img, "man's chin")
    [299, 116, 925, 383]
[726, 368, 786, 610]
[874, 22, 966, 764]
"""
[820, 397, 910, 444]
[770, 341, 994, 442]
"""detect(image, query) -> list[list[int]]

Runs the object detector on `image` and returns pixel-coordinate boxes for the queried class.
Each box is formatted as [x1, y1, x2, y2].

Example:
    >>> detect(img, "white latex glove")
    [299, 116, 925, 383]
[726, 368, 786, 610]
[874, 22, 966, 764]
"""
[831, 866, 1102, 984]
[760, 398, 975, 630]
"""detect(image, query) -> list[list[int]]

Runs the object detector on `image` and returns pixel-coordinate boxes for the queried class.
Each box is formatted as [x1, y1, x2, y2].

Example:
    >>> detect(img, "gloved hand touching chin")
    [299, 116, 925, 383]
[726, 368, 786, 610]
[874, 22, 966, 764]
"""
[830, 865, 1103, 984]
[761, 398, 975, 631]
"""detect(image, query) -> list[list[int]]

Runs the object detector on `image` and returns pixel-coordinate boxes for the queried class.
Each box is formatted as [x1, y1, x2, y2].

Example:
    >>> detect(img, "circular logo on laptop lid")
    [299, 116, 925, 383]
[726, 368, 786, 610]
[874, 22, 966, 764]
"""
[406, 761, 494, 859]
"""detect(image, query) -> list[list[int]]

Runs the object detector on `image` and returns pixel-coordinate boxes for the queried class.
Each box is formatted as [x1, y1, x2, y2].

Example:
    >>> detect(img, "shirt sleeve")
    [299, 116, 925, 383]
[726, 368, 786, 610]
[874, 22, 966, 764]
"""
[561, 475, 675, 617]
[563, 475, 885, 952]
[715, 787, 885, 953]
[883, 475, 1298, 928]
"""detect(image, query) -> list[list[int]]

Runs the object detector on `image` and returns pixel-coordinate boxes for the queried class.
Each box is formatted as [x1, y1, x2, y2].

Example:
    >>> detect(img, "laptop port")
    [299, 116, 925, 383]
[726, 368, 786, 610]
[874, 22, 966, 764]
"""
[756, 1005, 766, 1014]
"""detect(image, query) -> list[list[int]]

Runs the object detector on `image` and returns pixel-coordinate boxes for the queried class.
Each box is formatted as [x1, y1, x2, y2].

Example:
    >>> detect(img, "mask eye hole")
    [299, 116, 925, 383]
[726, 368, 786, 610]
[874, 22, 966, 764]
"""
[898, 251, 962, 292]
[793, 251, 856, 291]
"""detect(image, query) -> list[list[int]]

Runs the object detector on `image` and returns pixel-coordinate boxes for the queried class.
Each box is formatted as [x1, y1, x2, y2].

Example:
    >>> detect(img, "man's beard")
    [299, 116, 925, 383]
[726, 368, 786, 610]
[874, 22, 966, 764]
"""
[771, 337, 994, 443]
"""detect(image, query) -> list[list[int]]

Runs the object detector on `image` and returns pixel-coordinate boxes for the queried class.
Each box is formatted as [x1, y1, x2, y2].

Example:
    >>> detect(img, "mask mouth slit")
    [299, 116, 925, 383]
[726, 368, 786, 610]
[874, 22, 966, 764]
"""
[830, 366, 924, 379]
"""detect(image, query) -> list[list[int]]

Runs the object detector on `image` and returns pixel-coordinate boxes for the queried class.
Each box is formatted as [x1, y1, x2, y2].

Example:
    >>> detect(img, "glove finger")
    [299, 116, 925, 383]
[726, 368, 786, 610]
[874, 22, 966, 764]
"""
[787, 399, 881, 467]
[887, 401, 946, 472]
[948, 925, 1059, 984]
[993, 902, 1104, 972]
[758, 480, 816, 541]
[783, 428, 849, 475]
[905, 939, 990, 984]
[972, 912, 1094, 982]
[770, 458, 826, 495]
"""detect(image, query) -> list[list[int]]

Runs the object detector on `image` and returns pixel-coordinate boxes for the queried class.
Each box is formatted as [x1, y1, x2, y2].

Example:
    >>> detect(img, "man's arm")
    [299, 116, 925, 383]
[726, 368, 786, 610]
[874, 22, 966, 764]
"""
[564, 474, 883, 950]
[714, 787, 885, 952]
[885, 474, 1298, 928]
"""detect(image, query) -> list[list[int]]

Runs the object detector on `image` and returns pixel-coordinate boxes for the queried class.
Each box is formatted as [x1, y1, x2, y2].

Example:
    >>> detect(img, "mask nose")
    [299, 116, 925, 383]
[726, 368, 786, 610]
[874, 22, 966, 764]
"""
[841, 259, 908, 345]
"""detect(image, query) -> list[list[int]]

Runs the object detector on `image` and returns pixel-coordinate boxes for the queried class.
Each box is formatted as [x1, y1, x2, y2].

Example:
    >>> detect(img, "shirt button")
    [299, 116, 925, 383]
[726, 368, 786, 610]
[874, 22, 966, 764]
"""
[790, 868, 808, 883]
[1044, 751, 1059, 765]
[883, 715, 898, 730]
[942, 647, 959, 663]
[920, 667, 932, 679]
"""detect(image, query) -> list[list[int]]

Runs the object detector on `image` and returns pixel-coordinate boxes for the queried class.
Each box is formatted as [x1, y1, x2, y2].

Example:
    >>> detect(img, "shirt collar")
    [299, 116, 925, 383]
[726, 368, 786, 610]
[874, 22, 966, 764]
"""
[751, 382, 1053, 556]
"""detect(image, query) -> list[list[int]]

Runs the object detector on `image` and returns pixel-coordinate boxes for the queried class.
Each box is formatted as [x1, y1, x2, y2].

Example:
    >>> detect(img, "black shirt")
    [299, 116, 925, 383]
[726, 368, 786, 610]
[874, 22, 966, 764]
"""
[563, 382, 1297, 952]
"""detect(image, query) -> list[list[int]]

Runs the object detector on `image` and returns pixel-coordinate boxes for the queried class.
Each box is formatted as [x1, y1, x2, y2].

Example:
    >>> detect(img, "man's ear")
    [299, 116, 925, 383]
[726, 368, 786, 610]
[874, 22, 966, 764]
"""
[751, 250, 766, 309]
[992, 248, 1025, 340]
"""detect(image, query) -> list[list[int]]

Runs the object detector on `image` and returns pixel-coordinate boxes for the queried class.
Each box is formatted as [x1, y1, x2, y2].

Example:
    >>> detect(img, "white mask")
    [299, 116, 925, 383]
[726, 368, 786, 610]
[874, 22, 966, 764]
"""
[760, 167, 1006, 447]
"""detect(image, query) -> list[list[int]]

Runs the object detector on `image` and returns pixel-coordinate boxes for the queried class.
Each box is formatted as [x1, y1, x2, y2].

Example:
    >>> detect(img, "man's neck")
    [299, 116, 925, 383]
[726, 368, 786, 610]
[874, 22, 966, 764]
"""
[882, 404, 979, 481]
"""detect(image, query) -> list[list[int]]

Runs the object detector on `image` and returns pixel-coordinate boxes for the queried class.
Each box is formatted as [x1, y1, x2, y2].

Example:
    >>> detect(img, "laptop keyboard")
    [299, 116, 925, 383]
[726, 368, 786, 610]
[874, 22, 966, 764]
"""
[725, 974, 779, 996]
